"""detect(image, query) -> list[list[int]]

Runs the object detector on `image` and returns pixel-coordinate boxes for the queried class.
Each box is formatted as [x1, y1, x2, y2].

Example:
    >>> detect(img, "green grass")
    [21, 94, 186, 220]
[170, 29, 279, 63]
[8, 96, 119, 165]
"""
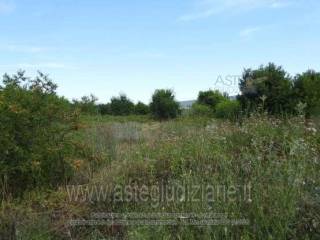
[80, 114, 153, 124]
[2, 114, 320, 239]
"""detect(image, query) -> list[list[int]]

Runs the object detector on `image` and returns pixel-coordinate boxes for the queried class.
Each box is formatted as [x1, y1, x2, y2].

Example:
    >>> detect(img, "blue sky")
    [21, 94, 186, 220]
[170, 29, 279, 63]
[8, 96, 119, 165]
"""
[0, 0, 319, 103]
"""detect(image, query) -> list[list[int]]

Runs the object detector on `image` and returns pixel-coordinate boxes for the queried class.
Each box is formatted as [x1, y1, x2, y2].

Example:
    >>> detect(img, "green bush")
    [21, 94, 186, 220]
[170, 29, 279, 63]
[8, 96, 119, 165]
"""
[72, 94, 98, 115]
[215, 100, 241, 120]
[197, 90, 228, 109]
[134, 101, 150, 115]
[110, 94, 134, 116]
[0, 71, 79, 198]
[293, 70, 320, 116]
[239, 63, 294, 114]
[190, 103, 214, 117]
[150, 89, 180, 120]
[97, 103, 111, 115]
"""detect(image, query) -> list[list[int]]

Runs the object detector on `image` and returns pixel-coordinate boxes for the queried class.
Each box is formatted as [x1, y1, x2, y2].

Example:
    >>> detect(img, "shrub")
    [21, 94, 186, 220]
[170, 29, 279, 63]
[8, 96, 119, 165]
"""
[190, 103, 214, 117]
[239, 63, 294, 114]
[150, 89, 180, 120]
[72, 94, 98, 115]
[293, 70, 320, 116]
[197, 90, 228, 109]
[98, 103, 111, 115]
[110, 94, 134, 116]
[134, 101, 150, 115]
[0, 71, 79, 198]
[215, 100, 241, 120]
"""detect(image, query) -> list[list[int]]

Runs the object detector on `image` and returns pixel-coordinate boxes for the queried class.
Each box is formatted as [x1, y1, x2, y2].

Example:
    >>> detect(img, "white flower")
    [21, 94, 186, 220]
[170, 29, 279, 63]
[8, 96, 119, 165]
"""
[306, 127, 317, 134]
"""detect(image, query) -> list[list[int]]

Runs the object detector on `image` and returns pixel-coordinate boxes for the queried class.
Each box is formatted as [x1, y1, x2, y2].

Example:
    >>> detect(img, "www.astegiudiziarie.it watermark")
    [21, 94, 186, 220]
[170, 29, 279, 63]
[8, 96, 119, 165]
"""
[66, 182, 252, 207]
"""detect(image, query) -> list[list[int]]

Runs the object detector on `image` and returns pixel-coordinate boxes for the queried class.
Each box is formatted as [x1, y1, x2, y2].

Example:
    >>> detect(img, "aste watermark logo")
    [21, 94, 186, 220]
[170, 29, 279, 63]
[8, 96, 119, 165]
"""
[66, 182, 252, 208]
[212, 74, 241, 96]
[214, 75, 241, 87]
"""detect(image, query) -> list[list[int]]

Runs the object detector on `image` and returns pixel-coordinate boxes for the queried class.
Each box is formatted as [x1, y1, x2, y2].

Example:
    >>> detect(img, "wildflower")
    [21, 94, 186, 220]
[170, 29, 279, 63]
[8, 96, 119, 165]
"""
[32, 161, 41, 167]
[73, 160, 83, 170]
[306, 127, 317, 134]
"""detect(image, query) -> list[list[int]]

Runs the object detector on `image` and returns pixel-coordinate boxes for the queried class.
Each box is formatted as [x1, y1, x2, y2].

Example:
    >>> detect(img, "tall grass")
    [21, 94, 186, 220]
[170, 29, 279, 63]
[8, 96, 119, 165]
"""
[1, 114, 319, 239]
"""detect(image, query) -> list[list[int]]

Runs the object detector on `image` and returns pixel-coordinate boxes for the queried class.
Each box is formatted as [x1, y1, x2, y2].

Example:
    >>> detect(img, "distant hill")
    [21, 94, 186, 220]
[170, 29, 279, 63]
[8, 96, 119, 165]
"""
[179, 100, 196, 109]
[229, 95, 237, 100]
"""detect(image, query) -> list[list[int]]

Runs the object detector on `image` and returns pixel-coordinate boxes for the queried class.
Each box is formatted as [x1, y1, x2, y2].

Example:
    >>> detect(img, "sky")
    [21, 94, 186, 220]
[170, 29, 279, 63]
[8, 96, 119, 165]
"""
[0, 0, 319, 103]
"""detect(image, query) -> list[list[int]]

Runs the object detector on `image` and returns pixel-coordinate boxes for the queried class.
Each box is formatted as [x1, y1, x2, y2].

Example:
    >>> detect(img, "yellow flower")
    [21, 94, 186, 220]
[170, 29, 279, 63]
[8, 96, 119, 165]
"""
[32, 161, 41, 168]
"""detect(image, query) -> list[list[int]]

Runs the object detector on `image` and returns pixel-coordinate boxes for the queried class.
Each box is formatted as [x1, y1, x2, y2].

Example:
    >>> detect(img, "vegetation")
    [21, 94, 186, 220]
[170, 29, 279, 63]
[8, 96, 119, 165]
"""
[293, 70, 320, 116]
[73, 94, 98, 115]
[97, 103, 111, 115]
[190, 103, 214, 117]
[197, 89, 228, 110]
[2, 114, 319, 239]
[1, 64, 320, 239]
[215, 99, 241, 120]
[134, 101, 150, 115]
[110, 94, 135, 116]
[238, 63, 293, 114]
[150, 89, 181, 120]
[0, 71, 79, 198]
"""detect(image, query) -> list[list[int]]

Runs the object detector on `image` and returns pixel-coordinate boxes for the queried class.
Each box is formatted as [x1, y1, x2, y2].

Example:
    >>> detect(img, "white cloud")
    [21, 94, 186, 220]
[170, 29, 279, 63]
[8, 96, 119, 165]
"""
[179, 0, 295, 21]
[240, 26, 262, 37]
[0, 1, 15, 14]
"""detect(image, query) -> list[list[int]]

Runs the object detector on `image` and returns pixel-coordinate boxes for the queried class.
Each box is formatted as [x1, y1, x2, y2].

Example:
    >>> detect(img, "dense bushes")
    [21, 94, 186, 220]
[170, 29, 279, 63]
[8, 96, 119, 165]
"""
[190, 63, 319, 120]
[97, 96, 150, 116]
[72, 94, 98, 115]
[293, 70, 320, 116]
[190, 103, 214, 117]
[197, 90, 227, 109]
[150, 89, 181, 120]
[72, 64, 320, 119]
[97, 103, 111, 115]
[191, 89, 239, 120]
[237, 63, 320, 117]
[110, 94, 135, 116]
[0, 71, 79, 198]
[134, 101, 150, 115]
[215, 99, 241, 120]
[239, 63, 293, 114]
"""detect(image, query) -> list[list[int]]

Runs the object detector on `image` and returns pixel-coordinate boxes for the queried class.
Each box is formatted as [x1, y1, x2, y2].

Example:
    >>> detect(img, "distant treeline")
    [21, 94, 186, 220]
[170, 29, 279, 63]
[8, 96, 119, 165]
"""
[73, 63, 320, 119]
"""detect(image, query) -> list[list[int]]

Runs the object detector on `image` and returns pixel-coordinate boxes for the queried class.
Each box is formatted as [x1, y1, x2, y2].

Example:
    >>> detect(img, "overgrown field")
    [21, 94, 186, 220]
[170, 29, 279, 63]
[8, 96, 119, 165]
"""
[2, 114, 319, 239]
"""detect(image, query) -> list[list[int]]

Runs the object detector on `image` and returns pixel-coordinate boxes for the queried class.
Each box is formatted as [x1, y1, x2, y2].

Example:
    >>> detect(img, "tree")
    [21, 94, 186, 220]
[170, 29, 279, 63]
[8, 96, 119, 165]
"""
[293, 70, 320, 116]
[110, 94, 134, 116]
[134, 101, 150, 115]
[0, 71, 78, 197]
[150, 89, 180, 120]
[72, 94, 98, 115]
[98, 103, 111, 115]
[197, 90, 228, 109]
[239, 63, 293, 114]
